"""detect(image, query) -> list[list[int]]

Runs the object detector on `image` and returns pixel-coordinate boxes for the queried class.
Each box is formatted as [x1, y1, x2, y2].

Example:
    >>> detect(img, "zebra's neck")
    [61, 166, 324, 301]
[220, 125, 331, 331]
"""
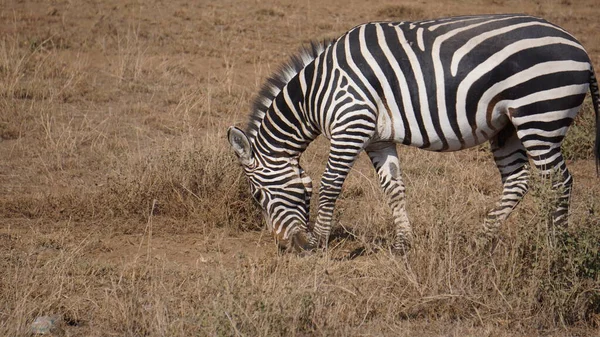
[247, 41, 331, 160]
[252, 68, 320, 159]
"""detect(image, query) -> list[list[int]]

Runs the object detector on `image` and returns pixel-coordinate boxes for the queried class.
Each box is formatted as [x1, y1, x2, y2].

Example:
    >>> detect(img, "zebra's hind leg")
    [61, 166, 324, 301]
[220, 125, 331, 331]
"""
[512, 106, 578, 230]
[366, 142, 412, 255]
[521, 143, 573, 228]
[482, 125, 531, 241]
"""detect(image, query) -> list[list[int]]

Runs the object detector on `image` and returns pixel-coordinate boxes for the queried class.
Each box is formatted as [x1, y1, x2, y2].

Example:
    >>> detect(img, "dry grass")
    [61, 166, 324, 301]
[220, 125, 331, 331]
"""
[0, 0, 599, 336]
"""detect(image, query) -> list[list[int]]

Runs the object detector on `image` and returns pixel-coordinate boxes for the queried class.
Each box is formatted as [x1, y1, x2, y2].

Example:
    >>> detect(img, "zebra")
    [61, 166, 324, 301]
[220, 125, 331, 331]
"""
[227, 14, 600, 254]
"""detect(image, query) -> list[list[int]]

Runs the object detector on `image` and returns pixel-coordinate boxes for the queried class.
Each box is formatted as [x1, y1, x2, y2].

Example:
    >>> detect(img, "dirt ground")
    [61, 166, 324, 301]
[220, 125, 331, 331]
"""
[1, 0, 599, 336]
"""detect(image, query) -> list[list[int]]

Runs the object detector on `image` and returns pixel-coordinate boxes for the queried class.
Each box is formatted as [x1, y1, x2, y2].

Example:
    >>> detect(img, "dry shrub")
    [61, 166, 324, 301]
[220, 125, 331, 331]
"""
[520, 172, 600, 325]
[99, 141, 262, 231]
[0, 140, 262, 232]
[562, 100, 596, 160]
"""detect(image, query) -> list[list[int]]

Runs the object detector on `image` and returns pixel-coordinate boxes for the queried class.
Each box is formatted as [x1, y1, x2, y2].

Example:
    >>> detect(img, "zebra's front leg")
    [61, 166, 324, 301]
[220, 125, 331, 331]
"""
[312, 121, 376, 248]
[366, 143, 412, 254]
[312, 147, 360, 248]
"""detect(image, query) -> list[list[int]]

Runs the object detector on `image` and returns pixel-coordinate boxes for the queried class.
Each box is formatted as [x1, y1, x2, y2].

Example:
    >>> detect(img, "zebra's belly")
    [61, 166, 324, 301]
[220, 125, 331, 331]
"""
[376, 105, 510, 151]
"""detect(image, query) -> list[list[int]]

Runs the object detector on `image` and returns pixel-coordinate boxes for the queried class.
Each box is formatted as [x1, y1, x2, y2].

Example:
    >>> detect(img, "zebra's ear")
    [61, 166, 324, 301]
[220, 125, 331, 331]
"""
[227, 126, 253, 166]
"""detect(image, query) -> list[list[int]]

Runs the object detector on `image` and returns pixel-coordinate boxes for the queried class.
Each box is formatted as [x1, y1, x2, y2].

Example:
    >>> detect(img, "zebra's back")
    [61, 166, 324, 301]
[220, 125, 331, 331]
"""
[323, 14, 592, 151]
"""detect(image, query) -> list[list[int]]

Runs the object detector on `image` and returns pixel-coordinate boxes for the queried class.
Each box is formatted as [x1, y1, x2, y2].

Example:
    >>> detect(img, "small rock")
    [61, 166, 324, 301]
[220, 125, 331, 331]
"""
[30, 315, 63, 335]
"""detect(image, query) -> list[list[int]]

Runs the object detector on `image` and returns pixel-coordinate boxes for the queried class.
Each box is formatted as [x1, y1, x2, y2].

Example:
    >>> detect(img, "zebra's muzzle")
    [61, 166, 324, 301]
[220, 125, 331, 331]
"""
[274, 228, 316, 254]
[290, 230, 316, 254]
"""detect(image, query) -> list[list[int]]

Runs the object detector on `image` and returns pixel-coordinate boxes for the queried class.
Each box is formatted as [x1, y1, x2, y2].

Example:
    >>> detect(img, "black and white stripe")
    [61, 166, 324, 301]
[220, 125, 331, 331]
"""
[228, 14, 600, 253]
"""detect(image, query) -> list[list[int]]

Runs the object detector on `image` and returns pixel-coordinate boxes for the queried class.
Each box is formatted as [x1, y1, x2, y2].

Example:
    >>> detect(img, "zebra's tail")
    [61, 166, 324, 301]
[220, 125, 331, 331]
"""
[590, 68, 600, 176]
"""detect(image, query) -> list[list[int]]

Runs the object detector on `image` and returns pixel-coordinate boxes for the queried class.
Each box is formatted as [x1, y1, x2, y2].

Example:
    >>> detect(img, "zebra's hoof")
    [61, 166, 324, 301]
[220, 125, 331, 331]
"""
[391, 242, 411, 256]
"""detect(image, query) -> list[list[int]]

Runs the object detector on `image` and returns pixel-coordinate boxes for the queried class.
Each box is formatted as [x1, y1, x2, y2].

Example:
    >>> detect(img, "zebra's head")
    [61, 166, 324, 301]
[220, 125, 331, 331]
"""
[227, 126, 316, 253]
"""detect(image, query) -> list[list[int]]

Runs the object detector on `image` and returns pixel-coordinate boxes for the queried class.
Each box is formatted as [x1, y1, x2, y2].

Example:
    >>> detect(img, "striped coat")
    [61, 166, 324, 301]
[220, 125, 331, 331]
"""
[228, 14, 599, 253]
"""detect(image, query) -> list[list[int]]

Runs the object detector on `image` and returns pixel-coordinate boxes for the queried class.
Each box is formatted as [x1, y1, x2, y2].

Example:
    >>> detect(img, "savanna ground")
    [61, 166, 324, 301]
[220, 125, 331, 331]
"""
[1, 0, 599, 336]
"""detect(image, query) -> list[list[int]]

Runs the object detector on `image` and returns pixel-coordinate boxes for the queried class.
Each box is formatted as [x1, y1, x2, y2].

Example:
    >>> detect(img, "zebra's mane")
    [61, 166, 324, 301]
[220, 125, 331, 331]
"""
[247, 40, 333, 140]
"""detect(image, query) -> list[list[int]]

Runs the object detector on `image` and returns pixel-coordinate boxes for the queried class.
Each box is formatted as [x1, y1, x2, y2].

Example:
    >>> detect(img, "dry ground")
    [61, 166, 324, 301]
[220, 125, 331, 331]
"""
[1, 0, 599, 336]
